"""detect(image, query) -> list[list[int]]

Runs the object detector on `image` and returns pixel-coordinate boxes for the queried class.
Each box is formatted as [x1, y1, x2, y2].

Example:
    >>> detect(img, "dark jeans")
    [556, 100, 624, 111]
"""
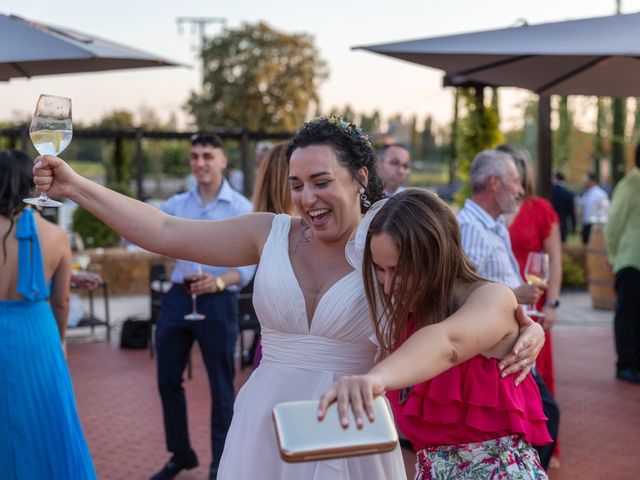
[532, 369, 560, 470]
[581, 223, 592, 244]
[614, 267, 640, 372]
[156, 285, 238, 469]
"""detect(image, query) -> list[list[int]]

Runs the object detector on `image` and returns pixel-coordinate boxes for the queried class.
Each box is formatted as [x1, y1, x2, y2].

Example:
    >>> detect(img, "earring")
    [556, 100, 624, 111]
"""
[359, 187, 371, 209]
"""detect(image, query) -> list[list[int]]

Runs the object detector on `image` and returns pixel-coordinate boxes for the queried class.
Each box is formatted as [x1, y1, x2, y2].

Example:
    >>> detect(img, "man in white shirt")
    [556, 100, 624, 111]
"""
[377, 144, 411, 197]
[581, 171, 609, 244]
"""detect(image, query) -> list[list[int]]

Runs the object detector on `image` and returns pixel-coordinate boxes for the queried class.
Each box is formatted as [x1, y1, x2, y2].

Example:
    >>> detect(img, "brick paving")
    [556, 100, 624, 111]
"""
[66, 292, 639, 479]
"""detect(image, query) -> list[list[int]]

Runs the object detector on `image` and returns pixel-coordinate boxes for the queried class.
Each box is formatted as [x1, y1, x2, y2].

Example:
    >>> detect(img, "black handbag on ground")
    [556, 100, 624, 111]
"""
[120, 316, 150, 349]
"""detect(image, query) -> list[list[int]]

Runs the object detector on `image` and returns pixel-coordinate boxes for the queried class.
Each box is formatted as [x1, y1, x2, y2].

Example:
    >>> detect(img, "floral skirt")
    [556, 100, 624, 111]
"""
[415, 435, 548, 480]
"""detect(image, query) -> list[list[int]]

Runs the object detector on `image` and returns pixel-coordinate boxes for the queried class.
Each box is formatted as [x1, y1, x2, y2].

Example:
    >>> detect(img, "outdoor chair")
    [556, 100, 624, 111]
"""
[70, 279, 111, 341]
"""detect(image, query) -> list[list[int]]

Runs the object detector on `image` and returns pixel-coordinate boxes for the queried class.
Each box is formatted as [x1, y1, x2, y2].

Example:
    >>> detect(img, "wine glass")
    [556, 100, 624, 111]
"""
[524, 252, 549, 317]
[24, 94, 73, 207]
[71, 254, 91, 272]
[184, 263, 206, 321]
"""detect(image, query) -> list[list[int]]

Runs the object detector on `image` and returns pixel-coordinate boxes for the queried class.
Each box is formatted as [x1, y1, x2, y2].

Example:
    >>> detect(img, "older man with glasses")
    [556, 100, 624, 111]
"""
[377, 144, 411, 198]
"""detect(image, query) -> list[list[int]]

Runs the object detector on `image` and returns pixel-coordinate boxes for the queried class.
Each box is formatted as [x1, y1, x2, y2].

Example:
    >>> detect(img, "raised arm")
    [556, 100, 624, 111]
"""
[318, 283, 520, 427]
[34, 155, 272, 267]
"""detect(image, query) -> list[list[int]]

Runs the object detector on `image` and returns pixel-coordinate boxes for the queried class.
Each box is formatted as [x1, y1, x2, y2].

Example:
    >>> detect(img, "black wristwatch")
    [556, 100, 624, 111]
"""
[545, 299, 560, 308]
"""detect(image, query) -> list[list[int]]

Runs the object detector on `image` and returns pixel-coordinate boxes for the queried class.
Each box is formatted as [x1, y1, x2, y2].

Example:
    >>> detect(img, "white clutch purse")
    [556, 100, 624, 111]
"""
[272, 396, 398, 462]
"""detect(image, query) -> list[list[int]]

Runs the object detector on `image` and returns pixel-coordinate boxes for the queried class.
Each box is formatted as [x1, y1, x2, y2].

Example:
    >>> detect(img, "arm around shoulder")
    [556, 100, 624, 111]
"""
[370, 283, 518, 391]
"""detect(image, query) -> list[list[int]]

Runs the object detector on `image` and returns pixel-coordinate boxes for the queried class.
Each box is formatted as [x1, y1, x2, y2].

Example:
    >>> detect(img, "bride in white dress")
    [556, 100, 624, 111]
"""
[33, 115, 544, 480]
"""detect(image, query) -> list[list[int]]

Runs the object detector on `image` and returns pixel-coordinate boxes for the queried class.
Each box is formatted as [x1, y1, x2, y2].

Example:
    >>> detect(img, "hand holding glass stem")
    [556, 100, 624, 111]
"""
[184, 263, 205, 321]
[524, 252, 549, 318]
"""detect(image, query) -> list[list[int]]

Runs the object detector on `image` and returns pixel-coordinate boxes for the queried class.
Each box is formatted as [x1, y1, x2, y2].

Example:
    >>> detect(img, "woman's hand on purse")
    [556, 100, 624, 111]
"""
[317, 374, 385, 429]
[498, 305, 545, 385]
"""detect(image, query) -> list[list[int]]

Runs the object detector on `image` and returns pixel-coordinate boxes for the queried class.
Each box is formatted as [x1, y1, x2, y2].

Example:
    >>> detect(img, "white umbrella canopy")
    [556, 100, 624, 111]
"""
[355, 12, 640, 98]
[0, 13, 181, 81]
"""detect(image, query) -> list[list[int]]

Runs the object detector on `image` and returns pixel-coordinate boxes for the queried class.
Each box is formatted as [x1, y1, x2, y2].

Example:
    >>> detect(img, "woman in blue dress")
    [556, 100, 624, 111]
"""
[0, 150, 96, 480]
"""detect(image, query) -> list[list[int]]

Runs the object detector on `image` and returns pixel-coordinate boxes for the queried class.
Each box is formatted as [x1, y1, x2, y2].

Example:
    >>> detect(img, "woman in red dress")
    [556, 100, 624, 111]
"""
[498, 144, 562, 466]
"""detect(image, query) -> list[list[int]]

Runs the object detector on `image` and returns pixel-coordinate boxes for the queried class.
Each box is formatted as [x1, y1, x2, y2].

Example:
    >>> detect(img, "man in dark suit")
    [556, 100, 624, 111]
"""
[551, 171, 576, 243]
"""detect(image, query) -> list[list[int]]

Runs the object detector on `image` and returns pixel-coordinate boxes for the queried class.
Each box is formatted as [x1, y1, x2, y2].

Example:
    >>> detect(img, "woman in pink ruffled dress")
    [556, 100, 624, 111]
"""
[320, 189, 551, 479]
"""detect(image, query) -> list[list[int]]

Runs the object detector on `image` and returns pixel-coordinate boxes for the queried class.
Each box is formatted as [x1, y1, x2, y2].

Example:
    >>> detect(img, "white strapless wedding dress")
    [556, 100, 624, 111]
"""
[217, 215, 405, 479]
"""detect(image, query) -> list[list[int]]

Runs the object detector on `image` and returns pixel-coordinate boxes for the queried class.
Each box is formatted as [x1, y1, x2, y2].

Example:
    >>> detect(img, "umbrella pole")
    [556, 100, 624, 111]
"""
[537, 94, 552, 200]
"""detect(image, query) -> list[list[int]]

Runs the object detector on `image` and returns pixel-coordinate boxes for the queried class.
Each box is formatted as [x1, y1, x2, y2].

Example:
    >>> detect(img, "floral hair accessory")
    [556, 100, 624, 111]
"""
[304, 114, 373, 148]
[345, 198, 389, 271]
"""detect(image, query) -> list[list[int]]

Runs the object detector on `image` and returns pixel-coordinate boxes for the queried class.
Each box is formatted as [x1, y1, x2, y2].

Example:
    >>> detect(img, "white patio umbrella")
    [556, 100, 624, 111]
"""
[0, 13, 181, 81]
[355, 12, 640, 197]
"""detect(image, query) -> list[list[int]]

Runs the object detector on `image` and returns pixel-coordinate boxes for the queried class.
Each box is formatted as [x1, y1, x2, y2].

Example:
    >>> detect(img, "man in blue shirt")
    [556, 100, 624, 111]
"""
[151, 134, 254, 480]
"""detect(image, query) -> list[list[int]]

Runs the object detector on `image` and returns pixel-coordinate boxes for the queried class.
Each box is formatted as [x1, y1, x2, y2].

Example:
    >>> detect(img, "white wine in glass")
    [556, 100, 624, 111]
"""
[524, 252, 549, 318]
[25, 94, 72, 208]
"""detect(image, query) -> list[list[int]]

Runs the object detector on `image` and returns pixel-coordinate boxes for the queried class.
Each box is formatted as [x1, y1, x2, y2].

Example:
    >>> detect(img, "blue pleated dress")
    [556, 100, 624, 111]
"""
[0, 209, 96, 480]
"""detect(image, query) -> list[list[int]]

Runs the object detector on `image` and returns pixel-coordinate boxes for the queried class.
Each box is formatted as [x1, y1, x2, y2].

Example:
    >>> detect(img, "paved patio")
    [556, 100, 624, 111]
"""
[66, 290, 639, 479]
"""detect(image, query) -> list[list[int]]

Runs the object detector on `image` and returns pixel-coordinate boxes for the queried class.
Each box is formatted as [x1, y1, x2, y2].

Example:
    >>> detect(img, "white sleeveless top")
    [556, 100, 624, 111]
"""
[217, 215, 405, 479]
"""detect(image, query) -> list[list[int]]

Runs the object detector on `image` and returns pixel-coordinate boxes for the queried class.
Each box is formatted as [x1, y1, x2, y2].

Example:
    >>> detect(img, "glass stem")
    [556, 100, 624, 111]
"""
[191, 293, 198, 313]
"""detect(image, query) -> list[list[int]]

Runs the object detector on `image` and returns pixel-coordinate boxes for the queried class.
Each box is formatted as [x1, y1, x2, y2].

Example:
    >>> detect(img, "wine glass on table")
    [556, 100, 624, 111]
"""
[184, 263, 205, 321]
[25, 94, 72, 207]
[524, 252, 549, 318]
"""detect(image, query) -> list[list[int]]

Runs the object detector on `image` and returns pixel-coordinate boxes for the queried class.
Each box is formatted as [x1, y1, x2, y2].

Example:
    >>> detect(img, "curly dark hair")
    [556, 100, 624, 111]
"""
[285, 117, 384, 213]
[0, 149, 34, 262]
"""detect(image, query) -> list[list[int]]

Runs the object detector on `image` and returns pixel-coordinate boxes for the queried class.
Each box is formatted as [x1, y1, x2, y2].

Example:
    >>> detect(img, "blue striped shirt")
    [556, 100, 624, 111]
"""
[457, 199, 522, 289]
[160, 180, 255, 290]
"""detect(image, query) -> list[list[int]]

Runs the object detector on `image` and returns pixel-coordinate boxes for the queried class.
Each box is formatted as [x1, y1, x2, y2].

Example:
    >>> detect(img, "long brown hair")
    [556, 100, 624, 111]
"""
[363, 189, 484, 354]
[252, 142, 295, 215]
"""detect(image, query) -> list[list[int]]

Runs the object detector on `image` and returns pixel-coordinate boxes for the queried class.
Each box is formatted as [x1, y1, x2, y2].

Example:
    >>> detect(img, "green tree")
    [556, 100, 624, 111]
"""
[188, 22, 328, 132]
[72, 183, 133, 247]
[611, 97, 626, 186]
[420, 116, 439, 161]
[0, 120, 19, 150]
[161, 141, 191, 176]
[553, 96, 572, 170]
[360, 110, 381, 134]
[454, 86, 504, 204]
[409, 115, 419, 160]
[341, 105, 356, 123]
[491, 87, 500, 125]
[593, 98, 605, 180]
[520, 96, 538, 156]
[448, 89, 459, 184]
[97, 110, 135, 184]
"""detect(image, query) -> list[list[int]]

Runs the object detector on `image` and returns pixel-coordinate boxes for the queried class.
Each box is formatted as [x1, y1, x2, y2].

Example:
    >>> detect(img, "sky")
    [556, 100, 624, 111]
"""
[2, 0, 639, 131]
